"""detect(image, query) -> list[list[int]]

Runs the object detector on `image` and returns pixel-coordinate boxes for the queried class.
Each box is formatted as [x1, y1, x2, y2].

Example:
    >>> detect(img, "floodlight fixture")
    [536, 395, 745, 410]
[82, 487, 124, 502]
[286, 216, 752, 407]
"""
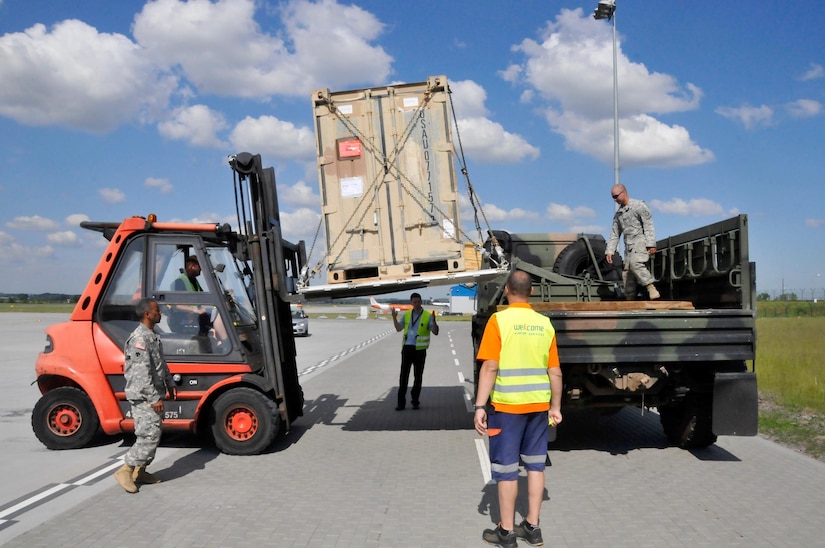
[593, 0, 616, 21]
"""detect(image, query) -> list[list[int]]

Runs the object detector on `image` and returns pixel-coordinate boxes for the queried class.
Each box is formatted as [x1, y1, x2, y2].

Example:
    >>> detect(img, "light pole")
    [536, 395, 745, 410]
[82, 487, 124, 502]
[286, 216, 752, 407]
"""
[594, 0, 619, 187]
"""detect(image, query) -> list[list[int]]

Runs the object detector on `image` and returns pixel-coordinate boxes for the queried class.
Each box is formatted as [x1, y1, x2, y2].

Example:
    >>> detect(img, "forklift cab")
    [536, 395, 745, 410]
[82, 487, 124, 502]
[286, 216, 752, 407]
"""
[96, 234, 258, 363]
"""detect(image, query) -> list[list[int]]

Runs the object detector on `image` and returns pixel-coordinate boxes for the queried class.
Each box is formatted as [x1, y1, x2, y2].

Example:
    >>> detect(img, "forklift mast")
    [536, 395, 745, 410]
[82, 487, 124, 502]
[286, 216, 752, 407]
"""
[228, 152, 307, 427]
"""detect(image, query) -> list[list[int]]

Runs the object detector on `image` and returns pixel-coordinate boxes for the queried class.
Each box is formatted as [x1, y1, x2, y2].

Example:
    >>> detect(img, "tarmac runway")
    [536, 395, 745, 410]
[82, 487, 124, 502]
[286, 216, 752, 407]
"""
[2, 313, 825, 546]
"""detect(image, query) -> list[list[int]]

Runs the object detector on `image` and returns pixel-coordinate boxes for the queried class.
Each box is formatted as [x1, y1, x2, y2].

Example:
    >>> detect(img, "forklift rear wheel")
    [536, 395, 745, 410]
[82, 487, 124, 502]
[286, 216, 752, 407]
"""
[32, 387, 100, 450]
[211, 388, 281, 455]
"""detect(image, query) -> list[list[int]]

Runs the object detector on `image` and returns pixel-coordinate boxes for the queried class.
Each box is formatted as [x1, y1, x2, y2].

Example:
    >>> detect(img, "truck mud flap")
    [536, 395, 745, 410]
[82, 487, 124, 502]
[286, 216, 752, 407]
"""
[712, 372, 758, 436]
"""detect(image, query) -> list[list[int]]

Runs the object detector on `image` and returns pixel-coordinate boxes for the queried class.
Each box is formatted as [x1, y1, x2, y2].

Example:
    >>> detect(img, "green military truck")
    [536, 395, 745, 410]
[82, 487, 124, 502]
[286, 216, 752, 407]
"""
[472, 215, 758, 448]
[303, 75, 757, 449]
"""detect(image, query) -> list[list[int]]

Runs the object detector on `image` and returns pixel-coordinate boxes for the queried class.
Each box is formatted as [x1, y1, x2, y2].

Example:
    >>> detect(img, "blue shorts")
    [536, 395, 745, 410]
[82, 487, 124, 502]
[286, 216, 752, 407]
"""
[488, 410, 549, 482]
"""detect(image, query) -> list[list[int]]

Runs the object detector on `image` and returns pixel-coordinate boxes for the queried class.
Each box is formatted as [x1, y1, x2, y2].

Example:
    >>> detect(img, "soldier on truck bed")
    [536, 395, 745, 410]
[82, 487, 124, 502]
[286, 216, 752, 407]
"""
[605, 183, 660, 300]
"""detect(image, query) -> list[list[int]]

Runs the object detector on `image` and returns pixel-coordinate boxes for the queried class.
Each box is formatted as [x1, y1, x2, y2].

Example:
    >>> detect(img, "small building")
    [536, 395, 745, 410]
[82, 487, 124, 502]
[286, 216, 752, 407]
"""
[449, 284, 477, 314]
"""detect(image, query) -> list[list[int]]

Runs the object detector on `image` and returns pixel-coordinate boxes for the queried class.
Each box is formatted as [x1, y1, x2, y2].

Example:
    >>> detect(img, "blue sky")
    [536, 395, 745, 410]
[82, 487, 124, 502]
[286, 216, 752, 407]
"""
[1, 0, 823, 298]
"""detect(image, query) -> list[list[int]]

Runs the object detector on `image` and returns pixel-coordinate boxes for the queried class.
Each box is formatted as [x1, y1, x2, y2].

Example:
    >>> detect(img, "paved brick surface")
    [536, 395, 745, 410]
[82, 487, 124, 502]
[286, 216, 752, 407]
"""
[6, 322, 825, 547]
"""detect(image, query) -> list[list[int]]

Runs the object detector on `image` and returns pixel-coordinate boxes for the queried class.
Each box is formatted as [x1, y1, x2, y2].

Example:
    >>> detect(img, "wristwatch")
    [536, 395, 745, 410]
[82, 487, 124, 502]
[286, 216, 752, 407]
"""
[474, 405, 486, 410]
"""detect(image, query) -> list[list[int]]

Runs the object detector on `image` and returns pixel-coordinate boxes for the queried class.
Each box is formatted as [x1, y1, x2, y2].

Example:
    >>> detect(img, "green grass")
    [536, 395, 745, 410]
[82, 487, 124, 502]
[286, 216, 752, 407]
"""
[756, 317, 825, 409]
[756, 317, 825, 461]
[0, 302, 75, 313]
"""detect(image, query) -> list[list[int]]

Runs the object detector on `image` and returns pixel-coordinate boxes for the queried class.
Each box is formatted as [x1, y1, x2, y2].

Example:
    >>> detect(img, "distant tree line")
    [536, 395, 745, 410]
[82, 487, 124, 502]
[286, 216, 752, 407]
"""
[0, 293, 80, 304]
[757, 289, 825, 302]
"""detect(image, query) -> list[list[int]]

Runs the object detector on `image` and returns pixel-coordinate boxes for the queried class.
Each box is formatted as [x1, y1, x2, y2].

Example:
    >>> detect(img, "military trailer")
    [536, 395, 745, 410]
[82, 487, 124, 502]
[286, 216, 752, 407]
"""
[472, 215, 758, 448]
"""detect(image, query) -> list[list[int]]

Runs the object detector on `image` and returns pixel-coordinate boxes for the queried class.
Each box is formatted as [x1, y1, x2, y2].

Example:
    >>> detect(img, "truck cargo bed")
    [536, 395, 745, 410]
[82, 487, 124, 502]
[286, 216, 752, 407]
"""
[544, 307, 755, 364]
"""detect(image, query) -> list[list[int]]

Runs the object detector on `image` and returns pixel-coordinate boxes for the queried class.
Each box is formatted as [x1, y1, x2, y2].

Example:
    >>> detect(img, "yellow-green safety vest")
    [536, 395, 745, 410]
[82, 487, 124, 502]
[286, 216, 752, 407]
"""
[490, 306, 555, 408]
[402, 309, 432, 350]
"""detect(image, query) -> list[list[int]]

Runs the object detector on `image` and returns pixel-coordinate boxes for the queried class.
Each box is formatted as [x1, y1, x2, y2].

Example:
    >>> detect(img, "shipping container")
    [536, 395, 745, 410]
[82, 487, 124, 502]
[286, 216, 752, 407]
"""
[312, 75, 465, 284]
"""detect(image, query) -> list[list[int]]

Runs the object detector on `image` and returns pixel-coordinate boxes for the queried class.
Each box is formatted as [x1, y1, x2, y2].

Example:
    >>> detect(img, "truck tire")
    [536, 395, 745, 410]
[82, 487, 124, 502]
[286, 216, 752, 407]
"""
[553, 237, 623, 282]
[210, 388, 281, 455]
[32, 387, 100, 450]
[659, 396, 717, 449]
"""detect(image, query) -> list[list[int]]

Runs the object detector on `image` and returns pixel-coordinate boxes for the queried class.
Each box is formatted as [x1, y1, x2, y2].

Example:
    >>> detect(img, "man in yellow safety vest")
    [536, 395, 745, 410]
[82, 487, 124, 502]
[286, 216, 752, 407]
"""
[474, 270, 563, 548]
[392, 292, 439, 410]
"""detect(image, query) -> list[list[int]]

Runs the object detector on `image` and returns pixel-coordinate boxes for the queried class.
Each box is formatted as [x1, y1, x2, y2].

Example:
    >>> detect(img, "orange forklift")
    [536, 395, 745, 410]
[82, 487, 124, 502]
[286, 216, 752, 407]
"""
[32, 153, 305, 455]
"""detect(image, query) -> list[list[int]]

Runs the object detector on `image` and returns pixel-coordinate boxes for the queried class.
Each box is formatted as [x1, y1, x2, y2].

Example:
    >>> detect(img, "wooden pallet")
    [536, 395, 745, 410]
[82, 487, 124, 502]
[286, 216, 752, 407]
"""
[326, 255, 467, 284]
[518, 301, 696, 312]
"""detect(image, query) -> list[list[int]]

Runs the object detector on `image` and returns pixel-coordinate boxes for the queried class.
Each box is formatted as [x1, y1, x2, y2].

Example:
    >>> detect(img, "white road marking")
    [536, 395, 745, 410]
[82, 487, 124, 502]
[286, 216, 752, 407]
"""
[475, 439, 493, 485]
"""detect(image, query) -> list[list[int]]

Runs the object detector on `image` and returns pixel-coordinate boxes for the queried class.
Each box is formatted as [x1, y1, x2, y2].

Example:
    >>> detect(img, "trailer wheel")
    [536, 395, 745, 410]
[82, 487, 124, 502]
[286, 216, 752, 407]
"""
[659, 396, 717, 449]
[553, 238, 623, 282]
[211, 388, 281, 455]
[32, 387, 100, 450]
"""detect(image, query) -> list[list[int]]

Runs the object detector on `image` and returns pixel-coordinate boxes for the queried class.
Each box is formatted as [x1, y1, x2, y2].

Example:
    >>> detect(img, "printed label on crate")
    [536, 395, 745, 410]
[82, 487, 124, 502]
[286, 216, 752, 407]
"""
[443, 218, 455, 239]
[340, 176, 363, 198]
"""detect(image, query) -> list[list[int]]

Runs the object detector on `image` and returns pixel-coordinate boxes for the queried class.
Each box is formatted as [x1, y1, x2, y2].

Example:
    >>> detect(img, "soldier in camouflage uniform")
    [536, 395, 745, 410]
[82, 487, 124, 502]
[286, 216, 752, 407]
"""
[113, 298, 176, 493]
[605, 184, 660, 300]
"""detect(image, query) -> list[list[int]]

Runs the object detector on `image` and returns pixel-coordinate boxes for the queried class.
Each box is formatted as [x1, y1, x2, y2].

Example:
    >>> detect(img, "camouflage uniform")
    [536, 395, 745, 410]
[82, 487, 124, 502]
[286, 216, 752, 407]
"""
[123, 323, 172, 467]
[606, 198, 656, 296]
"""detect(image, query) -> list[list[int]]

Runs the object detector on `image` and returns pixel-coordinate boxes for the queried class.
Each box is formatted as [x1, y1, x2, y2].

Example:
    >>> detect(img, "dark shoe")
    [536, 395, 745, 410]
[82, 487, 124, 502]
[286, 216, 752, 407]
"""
[482, 525, 517, 548]
[514, 519, 544, 546]
[412, 402, 420, 410]
[395, 405, 405, 411]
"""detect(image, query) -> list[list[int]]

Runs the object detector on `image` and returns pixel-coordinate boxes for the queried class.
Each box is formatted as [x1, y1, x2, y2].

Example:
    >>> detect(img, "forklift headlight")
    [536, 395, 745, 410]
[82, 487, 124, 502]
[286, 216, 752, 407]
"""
[43, 335, 54, 353]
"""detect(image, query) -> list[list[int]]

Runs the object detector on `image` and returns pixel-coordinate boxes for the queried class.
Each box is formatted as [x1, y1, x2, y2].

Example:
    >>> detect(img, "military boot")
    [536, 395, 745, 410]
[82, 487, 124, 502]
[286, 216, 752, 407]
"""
[132, 465, 162, 485]
[647, 284, 660, 300]
[114, 464, 138, 493]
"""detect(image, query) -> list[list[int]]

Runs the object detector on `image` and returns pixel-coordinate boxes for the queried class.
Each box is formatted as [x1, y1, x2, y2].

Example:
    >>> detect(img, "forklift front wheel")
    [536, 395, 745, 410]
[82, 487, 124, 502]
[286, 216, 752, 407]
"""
[32, 387, 100, 450]
[210, 388, 281, 455]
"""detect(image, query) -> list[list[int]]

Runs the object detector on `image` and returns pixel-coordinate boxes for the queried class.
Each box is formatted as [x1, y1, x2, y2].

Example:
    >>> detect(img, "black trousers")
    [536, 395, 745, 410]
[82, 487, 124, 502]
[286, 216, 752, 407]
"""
[398, 345, 427, 407]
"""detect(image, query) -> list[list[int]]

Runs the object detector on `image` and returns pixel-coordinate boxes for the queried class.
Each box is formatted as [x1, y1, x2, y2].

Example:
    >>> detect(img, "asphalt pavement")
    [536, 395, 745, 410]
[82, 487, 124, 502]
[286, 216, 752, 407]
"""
[2, 314, 825, 547]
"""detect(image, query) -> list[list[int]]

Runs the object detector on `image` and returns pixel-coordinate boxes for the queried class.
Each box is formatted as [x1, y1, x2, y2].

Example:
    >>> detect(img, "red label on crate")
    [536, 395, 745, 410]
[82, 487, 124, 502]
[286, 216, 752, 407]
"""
[338, 138, 362, 159]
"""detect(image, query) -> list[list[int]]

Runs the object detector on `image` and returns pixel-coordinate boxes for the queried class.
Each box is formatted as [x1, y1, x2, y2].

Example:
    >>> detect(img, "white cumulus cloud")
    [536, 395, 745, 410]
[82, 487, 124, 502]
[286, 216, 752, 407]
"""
[158, 104, 228, 148]
[455, 117, 540, 164]
[99, 188, 126, 204]
[650, 198, 726, 217]
[801, 62, 824, 81]
[505, 8, 711, 168]
[6, 215, 59, 231]
[716, 104, 774, 130]
[145, 177, 174, 194]
[228, 115, 315, 161]
[546, 203, 597, 224]
[0, 19, 175, 131]
[785, 99, 822, 118]
[132, 0, 392, 98]
[65, 214, 90, 226]
[47, 231, 81, 246]
[281, 181, 320, 208]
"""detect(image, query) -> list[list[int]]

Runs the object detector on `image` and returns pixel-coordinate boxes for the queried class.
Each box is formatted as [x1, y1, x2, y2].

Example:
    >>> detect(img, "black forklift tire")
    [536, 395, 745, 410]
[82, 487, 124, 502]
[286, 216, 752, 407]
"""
[210, 387, 281, 455]
[32, 387, 100, 450]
